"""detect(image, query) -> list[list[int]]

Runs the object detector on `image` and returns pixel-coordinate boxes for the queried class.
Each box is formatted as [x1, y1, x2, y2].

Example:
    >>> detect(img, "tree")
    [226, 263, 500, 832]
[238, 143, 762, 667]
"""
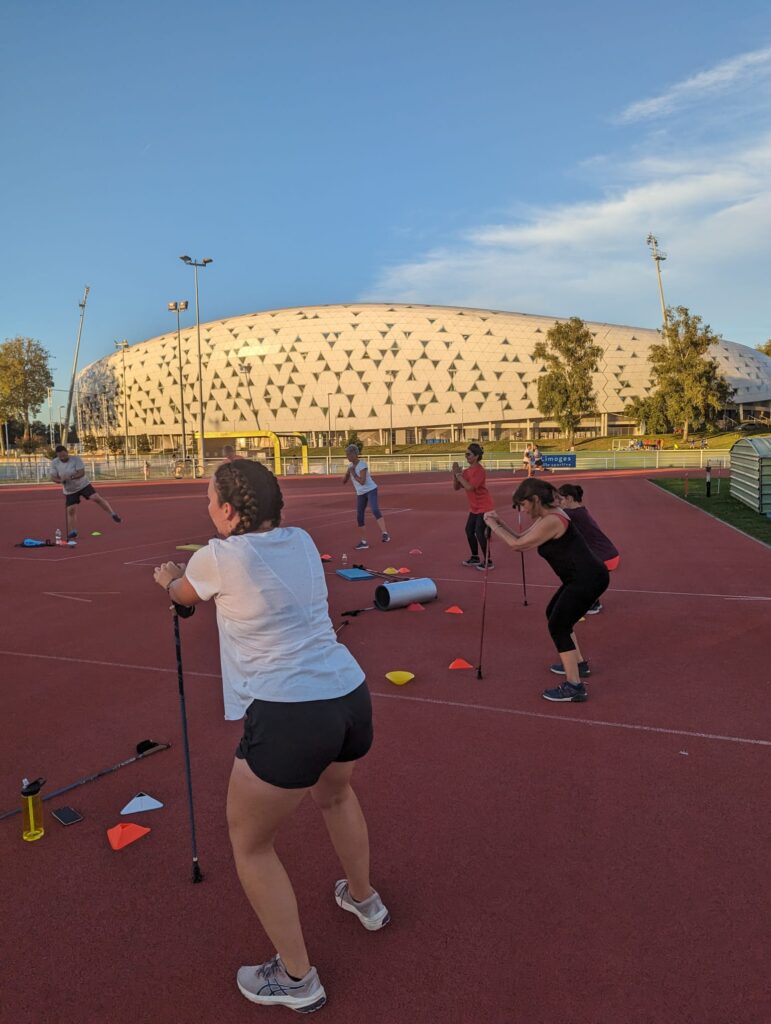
[646, 306, 733, 441]
[0, 337, 54, 440]
[532, 317, 603, 444]
[106, 435, 124, 457]
[345, 431, 363, 452]
[756, 339, 771, 358]
[136, 433, 152, 453]
[623, 393, 672, 433]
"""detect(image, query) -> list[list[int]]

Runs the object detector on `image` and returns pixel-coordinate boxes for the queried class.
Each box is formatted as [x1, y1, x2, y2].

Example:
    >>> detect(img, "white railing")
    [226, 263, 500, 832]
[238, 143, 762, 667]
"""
[0, 449, 731, 483]
[307, 450, 731, 475]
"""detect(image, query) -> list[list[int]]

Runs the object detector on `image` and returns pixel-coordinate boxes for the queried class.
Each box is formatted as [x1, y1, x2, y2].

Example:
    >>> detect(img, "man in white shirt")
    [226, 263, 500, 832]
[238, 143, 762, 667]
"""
[343, 445, 390, 550]
[49, 445, 122, 539]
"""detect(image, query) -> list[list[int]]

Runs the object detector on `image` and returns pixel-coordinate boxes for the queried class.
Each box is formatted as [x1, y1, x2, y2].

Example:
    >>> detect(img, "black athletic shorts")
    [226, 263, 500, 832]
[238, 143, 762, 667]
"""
[235, 681, 373, 789]
[65, 484, 96, 506]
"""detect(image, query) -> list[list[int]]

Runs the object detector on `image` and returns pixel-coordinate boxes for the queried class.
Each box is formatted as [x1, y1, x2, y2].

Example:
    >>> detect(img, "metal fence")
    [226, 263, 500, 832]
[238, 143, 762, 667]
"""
[0, 449, 730, 484]
[307, 450, 731, 476]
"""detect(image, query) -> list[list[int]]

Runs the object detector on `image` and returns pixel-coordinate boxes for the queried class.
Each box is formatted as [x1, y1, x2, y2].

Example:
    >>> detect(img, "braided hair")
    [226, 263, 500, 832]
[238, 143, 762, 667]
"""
[213, 460, 284, 534]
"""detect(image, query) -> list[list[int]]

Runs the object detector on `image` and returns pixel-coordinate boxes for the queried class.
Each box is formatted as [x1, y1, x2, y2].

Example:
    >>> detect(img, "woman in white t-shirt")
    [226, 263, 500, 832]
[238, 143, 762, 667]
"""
[343, 445, 390, 550]
[153, 460, 388, 1013]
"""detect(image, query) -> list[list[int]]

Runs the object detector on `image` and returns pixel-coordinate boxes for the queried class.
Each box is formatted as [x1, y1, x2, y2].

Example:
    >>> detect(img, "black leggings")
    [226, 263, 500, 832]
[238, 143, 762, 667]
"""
[465, 513, 489, 561]
[545, 578, 608, 653]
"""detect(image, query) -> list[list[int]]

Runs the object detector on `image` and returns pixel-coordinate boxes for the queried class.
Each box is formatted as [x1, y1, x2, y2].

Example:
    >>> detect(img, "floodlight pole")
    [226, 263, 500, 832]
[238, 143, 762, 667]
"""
[386, 371, 395, 451]
[238, 362, 258, 430]
[63, 285, 90, 443]
[327, 392, 333, 473]
[114, 340, 130, 458]
[179, 257, 212, 476]
[646, 234, 668, 330]
[168, 301, 189, 462]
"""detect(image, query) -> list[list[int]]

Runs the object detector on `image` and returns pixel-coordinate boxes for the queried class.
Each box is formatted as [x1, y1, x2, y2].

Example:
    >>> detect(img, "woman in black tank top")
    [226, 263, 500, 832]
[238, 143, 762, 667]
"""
[484, 478, 609, 703]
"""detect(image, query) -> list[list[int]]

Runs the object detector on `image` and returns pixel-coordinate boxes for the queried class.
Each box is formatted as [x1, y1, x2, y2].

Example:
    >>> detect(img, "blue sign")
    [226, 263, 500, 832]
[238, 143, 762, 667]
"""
[541, 454, 576, 468]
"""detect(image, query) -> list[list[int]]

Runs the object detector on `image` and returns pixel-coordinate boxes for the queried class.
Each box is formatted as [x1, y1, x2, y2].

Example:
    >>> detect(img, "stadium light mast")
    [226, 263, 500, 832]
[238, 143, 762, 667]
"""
[646, 234, 668, 331]
[168, 301, 189, 463]
[179, 256, 213, 476]
[63, 285, 90, 444]
[114, 340, 130, 457]
[385, 371, 396, 452]
[238, 362, 258, 431]
[326, 392, 335, 472]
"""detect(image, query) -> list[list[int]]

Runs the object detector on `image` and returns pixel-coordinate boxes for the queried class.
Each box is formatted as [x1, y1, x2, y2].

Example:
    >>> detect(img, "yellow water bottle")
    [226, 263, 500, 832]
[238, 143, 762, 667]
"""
[21, 777, 46, 842]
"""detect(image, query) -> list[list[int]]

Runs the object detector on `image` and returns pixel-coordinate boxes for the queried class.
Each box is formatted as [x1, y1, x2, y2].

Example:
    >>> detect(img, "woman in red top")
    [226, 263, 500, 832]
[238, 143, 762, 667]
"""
[452, 443, 495, 571]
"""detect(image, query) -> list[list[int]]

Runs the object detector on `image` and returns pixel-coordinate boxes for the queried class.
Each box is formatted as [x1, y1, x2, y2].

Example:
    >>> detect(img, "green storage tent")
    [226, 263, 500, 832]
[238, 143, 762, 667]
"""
[729, 436, 771, 514]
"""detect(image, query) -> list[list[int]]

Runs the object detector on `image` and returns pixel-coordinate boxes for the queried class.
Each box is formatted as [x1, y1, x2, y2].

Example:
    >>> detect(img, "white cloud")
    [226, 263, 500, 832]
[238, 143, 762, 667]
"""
[363, 63, 771, 345]
[616, 45, 771, 124]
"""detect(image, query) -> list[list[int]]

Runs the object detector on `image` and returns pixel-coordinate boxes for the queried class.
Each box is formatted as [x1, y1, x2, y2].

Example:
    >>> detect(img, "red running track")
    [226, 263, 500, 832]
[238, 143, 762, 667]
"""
[0, 470, 768, 1024]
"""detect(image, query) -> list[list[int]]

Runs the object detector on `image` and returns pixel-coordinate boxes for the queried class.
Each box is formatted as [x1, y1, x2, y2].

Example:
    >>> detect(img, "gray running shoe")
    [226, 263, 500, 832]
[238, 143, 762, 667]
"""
[237, 954, 326, 1013]
[334, 880, 390, 931]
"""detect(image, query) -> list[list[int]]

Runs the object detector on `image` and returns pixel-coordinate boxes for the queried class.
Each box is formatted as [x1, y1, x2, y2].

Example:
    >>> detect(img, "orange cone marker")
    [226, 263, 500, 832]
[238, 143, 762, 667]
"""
[449, 658, 473, 670]
[407, 602, 425, 612]
[320, 554, 332, 562]
[445, 606, 464, 614]
[409, 548, 422, 555]
[107, 822, 151, 850]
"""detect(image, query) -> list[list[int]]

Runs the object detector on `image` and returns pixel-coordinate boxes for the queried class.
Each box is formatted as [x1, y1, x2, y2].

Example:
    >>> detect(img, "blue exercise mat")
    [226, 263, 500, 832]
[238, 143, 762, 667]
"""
[335, 567, 375, 580]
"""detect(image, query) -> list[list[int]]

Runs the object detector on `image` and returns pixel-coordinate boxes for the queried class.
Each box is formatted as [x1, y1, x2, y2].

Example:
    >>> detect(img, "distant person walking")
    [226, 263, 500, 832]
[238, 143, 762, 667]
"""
[484, 478, 609, 703]
[222, 444, 239, 462]
[521, 444, 533, 476]
[49, 445, 122, 539]
[452, 442, 494, 571]
[557, 484, 619, 615]
[343, 445, 390, 550]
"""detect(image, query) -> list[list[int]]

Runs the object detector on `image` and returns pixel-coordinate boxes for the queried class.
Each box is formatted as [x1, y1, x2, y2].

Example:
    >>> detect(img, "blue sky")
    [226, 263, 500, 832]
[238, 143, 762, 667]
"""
[2, 0, 770, 401]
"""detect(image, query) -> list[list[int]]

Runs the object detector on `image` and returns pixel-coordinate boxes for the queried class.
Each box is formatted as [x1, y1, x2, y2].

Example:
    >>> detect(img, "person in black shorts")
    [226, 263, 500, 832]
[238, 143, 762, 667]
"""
[152, 460, 388, 1013]
[49, 445, 122, 538]
[484, 477, 609, 703]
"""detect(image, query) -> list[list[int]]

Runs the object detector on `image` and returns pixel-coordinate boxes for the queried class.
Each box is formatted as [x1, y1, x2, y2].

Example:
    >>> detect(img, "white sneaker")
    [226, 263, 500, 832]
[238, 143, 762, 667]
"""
[334, 879, 390, 931]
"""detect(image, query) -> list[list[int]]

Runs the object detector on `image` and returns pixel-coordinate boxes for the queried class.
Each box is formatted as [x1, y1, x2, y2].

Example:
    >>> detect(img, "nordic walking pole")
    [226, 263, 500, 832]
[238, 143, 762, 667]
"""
[0, 740, 170, 822]
[172, 605, 203, 883]
[518, 508, 528, 607]
[476, 531, 492, 680]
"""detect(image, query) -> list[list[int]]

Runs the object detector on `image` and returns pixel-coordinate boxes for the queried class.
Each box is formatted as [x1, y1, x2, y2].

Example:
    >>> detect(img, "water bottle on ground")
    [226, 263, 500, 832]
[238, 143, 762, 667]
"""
[55, 528, 62, 546]
[21, 777, 46, 842]
[342, 553, 348, 567]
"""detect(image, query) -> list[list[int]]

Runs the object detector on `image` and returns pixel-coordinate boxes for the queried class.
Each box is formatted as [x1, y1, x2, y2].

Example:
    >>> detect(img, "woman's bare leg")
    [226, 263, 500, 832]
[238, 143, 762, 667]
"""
[311, 761, 372, 902]
[226, 758, 311, 978]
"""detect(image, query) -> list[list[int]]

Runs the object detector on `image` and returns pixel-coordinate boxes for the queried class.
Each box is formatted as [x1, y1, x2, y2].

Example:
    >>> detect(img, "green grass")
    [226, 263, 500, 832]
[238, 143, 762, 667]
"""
[650, 476, 771, 546]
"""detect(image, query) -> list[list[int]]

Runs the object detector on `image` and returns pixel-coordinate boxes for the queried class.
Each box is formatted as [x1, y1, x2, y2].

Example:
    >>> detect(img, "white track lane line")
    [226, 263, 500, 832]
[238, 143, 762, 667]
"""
[371, 692, 771, 747]
[430, 575, 771, 602]
[2, 649, 768, 748]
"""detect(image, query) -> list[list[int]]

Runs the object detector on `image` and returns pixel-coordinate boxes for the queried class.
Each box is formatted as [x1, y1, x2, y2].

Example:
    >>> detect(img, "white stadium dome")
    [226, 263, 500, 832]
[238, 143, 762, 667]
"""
[77, 303, 771, 447]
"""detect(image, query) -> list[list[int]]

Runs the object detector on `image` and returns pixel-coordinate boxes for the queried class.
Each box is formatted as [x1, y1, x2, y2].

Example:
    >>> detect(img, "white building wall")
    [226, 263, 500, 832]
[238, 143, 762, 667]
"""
[76, 303, 771, 441]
